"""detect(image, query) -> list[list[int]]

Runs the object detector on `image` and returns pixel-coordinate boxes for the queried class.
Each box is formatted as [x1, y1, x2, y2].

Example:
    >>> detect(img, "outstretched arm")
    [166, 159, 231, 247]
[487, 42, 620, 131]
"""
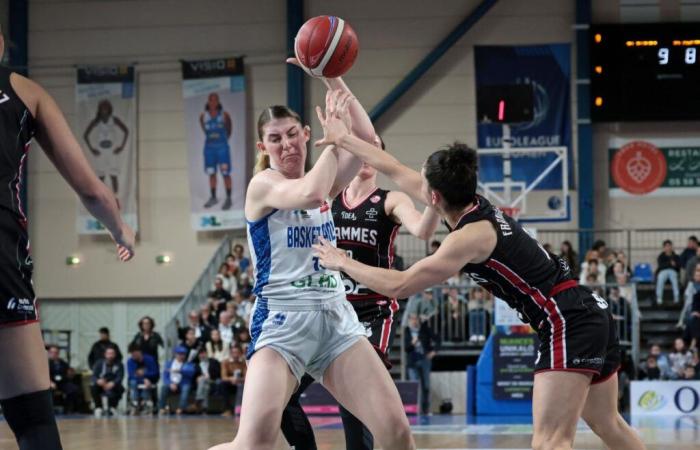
[386, 190, 440, 240]
[314, 221, 495, 298]
[15, 75, 134, 260]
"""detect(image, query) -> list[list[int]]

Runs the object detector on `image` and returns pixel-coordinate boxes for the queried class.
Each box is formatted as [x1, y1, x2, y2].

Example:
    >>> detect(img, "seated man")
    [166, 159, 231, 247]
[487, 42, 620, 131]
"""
[126, 344, 159, 415]
[219, 343, 246, 416]
[47, 344, 80, 414]
[158, 345, 196, 415]
[194, 347, 221, 413]
[90, 346, 125, 417]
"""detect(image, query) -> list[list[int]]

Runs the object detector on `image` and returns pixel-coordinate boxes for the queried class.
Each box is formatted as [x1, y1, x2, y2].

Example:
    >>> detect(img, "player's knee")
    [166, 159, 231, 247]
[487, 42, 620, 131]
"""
[583, 412, 623, 439]
[376, 415, 413, 449]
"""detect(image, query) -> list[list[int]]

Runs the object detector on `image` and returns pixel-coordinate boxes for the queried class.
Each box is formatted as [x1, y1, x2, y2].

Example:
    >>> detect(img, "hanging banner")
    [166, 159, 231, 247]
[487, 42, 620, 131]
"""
[76, 65, 138, 234]
[609, 138, 700, 197]
[182, 57, 247, 231]
[474, 44, 572, 189]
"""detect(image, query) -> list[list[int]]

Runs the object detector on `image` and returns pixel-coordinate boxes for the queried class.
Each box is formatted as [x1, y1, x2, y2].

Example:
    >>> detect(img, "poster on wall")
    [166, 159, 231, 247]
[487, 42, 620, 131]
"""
[609, 137, 700, 197]
[182, 57, 247, 231]
[492, 333, 539, 400]
[76, 65, 138, 234]
[474, 44, 572, 190]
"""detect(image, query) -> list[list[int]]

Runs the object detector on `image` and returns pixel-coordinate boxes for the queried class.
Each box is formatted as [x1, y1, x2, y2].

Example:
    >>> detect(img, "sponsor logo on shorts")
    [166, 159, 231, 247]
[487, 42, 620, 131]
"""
[272, 312, 286, 326]
[0, 90, 10, 105]
[572, 357, 604, 366]
[7, 297, 33, 313]
[637, 390, 666, 412]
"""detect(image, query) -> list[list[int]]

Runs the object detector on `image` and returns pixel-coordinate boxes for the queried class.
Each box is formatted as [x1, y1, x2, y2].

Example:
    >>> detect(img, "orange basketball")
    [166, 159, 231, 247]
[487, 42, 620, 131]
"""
[294, 16, 359, 78]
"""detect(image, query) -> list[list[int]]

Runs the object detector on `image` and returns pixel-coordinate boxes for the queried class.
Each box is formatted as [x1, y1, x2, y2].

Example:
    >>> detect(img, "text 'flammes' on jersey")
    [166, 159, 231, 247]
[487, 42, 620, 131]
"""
[335, 226, 378, 246]
[286, 221, 336, 248]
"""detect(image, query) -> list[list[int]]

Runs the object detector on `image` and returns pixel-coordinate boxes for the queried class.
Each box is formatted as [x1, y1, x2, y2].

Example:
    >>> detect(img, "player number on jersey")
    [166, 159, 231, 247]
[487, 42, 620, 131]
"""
[592, 292, 608, 309]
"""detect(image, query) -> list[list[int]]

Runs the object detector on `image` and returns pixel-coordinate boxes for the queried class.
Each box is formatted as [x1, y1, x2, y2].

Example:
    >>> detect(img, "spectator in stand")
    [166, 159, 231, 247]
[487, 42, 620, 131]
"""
[669, 337, 694, 379]
[404, 313, 440, 415]
[209, 277, 232, 312]
[234, 328, 252, 354]
[194, 347, 221, 414]
[682, 364, 696, 380]
[216, 262, 237, 295]
[47, 345, 80, 414]
[656, 240, 681, 305]
[679, 264, 700, 331]
[238, 275, 253, 299]
[87, 327, 123, 369]
[217, 311, 235, 347]
[559, 240, 579, 278]
[225, 302, 247, 334]
[181, 327, 203, 364]
[129, 316, 164, 362]
[639, 355, 661, 380]
[680, 236, 699, 273]
[232, 243, 250, 273]
[608, 287, 632, 341]
[580, 258, 605, 286]
[684, 246, 700, 287]
[428, 239, 441, 256]
[234, 291, 253, 324]
[179, 310, 211, 344]
[592, 239, 608, 261]
[200, 301, 218, 328]
[693, 350, 700, 376]
[220, 343, 247, 417]
[126, 344, 158, 415]
[648, 344, 673, 379]
[158, 345, 196, 415]
[442, 287, 467, 342]
[90, 347, 124, 418]
[405, 288, 438, 325]
[689, 281, 700, 349]
[468, 286, 490, 343]
[206, 328, 228, 362]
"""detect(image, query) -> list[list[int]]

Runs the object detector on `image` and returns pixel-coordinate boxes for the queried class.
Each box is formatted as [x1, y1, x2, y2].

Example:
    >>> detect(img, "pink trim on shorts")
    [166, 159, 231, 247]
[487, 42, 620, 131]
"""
[591, 365, 621, 385]
[534, 368, 599, 377]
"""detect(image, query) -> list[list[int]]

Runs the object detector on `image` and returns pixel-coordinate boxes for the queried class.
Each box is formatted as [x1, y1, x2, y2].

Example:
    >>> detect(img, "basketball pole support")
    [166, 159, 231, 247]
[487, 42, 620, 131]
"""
[369, 0, 498, 124]
[576, 0, 594, 253]
[9, 0, 29, 216]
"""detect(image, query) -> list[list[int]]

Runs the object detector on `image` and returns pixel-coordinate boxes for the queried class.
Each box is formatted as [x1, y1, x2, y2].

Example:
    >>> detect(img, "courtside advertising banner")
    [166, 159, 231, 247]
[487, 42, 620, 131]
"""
[76, 65, 138, 234]
[631, 381, 700, 416]
[609, 137, 700, 197]
[182, 57, 246, 231]
[475, 44, 572, 189]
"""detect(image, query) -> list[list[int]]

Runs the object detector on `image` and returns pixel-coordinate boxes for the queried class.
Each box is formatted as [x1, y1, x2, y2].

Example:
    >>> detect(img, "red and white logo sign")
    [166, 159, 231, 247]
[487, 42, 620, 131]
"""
[611, 141, 667, 195]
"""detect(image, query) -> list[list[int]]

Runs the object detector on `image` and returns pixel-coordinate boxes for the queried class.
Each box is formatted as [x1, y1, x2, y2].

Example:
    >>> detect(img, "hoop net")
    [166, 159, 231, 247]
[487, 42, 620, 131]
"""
[499, 206, 521, 221]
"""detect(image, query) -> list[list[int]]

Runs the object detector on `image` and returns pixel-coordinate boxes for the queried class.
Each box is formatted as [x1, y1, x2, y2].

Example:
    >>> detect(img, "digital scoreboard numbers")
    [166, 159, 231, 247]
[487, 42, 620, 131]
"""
[591, 23, 700, 121]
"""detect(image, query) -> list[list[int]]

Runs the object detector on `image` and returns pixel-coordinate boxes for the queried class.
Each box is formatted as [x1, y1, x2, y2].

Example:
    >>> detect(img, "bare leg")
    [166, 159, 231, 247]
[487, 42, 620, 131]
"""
[581, 375, 646, 450]
[322, 338, 415, 450]
[531, 371, 592, 450]
[207, 348, 296, 450]
[0, 323, 50, 398]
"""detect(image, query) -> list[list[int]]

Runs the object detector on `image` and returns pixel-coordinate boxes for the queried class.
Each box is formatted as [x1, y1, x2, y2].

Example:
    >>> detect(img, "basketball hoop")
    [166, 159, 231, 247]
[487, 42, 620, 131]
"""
[499, 206, 521, 221]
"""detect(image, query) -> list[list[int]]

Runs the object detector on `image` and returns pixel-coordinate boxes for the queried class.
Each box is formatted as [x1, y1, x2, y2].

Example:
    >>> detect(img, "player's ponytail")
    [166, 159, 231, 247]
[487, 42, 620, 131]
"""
[254, 152, 270, 174]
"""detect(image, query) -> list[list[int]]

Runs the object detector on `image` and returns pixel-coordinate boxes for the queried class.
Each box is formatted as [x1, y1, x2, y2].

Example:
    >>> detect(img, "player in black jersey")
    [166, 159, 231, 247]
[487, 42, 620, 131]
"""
[313, 112, 647, 450]
[0, 31, 134, 450]
[281, 134, 439, 450]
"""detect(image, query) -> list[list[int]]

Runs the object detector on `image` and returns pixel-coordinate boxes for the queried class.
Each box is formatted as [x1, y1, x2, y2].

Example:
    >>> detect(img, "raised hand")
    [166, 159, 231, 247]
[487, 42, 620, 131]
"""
[314, 89, 353, 148]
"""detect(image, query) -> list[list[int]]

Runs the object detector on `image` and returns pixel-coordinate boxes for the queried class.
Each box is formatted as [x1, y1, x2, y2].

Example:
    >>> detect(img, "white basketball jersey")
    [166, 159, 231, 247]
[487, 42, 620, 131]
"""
[246, 200, 345, 308]
[95, 118, 117, 151]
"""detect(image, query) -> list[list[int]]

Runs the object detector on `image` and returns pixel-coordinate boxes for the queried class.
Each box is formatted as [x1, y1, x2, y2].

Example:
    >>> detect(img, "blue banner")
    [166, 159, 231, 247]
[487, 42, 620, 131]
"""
[475, 44, 571, 189]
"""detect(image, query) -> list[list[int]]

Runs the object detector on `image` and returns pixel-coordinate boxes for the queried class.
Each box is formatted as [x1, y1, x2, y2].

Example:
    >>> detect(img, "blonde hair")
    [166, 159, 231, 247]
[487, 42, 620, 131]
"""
[255, 105, 303, 174]
[254, 152, 270, 174]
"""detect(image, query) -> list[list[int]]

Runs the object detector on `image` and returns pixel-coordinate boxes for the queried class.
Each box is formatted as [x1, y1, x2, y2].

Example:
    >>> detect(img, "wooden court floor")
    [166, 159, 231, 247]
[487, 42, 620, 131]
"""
[1, 415, 698, 449]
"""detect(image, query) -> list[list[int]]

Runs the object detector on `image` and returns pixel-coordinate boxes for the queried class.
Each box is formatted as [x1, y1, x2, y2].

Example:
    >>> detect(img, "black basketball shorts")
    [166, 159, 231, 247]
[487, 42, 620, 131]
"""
[0, 216, 38, 327]
[350, 297, 400, 369]
[534, 285, 621, 384]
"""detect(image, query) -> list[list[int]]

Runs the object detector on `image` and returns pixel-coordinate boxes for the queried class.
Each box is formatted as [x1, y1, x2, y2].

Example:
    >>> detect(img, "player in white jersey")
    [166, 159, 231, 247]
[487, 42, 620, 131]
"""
[83, 99, 129, 195]
[208, 91, 415, 450]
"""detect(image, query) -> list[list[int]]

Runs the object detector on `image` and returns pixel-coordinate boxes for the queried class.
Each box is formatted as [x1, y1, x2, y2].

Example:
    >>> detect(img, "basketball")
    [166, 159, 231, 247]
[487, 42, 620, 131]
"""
[294, 15, 359, 78]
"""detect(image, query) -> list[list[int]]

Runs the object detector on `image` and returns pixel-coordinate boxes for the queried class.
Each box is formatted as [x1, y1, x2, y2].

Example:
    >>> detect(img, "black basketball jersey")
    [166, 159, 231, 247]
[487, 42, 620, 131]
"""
[332, 188, 400, 300]
[449, 195, 575, 326]
[0, 66, 35, 228]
